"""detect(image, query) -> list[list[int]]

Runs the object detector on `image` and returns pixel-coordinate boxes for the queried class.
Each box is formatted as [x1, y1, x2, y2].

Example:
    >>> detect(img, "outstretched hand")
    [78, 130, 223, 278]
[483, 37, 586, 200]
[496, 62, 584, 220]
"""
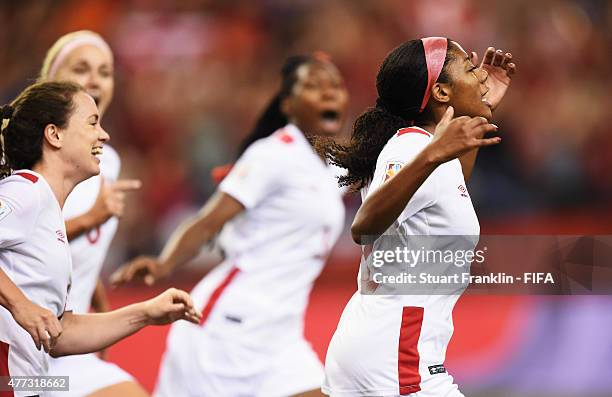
[470, 47, 516, 110]
[110, 256, 166, 287]
[143, 288, 201, 325]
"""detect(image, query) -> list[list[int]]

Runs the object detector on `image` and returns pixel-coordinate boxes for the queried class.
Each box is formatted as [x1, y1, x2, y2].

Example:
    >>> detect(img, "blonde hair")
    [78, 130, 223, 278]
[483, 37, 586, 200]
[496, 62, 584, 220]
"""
[40, 30, 112, 81]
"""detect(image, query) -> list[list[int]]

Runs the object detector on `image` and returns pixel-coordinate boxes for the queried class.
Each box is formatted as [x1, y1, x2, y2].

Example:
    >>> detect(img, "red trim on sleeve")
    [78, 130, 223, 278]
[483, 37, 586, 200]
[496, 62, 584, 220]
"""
[396, 127, 431, 137]
[211, 164, 234, 185]
[200, 267, 240, 326]
[0, 342, 14, 397]
[15, 172, 38, 183]
[398, 306, 424, 394]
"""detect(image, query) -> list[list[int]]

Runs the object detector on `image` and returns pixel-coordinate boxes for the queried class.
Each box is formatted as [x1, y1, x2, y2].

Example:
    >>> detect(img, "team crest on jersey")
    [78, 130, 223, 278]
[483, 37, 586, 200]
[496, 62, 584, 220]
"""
[0, 200, 11, 221]
[384, 161, 404, 182]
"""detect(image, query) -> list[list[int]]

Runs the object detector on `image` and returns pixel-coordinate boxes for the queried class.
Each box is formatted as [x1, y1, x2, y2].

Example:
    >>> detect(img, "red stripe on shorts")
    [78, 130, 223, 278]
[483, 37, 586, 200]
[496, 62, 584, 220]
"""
[0, 341, 14, 397]
[398, 306, 424, 393]
[199, 267, 240, 326]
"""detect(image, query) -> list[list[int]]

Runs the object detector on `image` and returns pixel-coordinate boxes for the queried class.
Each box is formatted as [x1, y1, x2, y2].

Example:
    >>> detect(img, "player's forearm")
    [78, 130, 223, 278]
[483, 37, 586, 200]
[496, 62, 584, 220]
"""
[50, 304, 149, 357]
[0, 268, 28, 312]
[458, 148, 480, 181]
[65, 213, 98, 241]
[351, 148, 439, 244]
[158, 216, 216, 276]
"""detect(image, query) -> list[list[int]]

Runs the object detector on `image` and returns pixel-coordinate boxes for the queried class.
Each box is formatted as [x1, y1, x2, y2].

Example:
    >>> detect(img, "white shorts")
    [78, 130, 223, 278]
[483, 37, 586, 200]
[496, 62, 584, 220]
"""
[154, 337, 324, 397]
[45, 353, 134, 397]
[1, 309, 48, 397]
[323, 293, 464, 397]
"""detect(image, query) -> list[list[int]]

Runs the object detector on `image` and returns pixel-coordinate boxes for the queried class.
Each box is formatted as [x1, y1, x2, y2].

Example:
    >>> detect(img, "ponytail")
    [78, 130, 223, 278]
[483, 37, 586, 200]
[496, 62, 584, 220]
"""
[327, 107, 407, 189]
[236, 95, 287, 158]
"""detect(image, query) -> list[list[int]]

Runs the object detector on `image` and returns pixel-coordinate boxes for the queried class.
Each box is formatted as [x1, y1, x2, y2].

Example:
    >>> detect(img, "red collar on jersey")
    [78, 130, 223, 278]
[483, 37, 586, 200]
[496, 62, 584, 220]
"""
[15, 172, 39, 183]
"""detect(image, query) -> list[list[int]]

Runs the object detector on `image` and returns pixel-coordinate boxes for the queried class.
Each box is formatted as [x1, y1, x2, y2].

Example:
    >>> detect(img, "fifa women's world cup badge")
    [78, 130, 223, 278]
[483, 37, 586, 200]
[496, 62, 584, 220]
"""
[384, 161, 404, 182]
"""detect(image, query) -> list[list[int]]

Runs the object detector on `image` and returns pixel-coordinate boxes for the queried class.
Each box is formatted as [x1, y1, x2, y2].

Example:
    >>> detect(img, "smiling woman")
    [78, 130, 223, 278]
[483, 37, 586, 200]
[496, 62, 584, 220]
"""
[0, 81, 200, 397]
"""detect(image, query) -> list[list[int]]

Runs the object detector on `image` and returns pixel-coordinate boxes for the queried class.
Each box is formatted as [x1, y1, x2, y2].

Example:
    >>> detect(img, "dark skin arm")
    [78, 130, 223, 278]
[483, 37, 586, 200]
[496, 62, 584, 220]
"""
[110, 191, 244, 286]
[351, 107, 500, 244]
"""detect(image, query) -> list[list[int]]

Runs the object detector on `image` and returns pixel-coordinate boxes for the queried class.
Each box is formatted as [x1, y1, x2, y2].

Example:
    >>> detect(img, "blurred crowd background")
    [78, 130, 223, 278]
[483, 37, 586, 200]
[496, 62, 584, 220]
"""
[1, 1, 611, 396]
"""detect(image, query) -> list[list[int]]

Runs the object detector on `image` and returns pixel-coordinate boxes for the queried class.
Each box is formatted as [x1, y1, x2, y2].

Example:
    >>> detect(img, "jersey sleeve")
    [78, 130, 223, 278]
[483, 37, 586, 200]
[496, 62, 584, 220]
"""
[0, 180, 41, 249]
[219, 141, 283, 209]
[367, 133, 438, 221]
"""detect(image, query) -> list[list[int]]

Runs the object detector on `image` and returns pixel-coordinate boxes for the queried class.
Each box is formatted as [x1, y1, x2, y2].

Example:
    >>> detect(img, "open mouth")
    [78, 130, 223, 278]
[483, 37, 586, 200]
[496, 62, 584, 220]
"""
[91, 146, 103, 156]
[319, 109, 342, 133]
[321, 110, 340, 121]
[481, 90, 492, 108]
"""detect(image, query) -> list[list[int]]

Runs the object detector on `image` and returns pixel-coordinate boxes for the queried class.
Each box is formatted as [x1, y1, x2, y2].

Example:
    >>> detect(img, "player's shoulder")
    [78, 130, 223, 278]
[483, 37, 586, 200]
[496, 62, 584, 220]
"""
[0, 172, 43, 212]
[379, 127, 432, 160]
[389, 127, 433, 144]
[243, 126, 300, 162]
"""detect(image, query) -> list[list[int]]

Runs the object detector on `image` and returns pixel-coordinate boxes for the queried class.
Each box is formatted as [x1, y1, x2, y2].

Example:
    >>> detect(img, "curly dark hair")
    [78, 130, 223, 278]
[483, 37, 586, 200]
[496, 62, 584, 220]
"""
[327, 39, 454, 190]
[0, 81, 81, 179]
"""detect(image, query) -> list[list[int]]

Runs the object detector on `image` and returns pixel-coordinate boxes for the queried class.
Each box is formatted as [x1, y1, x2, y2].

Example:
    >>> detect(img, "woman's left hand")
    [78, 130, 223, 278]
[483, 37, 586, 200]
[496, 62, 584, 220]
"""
[143, 288, 201, 325]
[470, 47, 516, 110]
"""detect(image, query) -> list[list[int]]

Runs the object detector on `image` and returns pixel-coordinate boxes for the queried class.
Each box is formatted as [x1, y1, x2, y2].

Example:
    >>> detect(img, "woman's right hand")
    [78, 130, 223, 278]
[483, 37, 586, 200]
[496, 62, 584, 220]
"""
[110, 256, 166, 287]
[10, 298, 62, 353]
[426, 106, 501, 164]
[87, 178, 142, 226]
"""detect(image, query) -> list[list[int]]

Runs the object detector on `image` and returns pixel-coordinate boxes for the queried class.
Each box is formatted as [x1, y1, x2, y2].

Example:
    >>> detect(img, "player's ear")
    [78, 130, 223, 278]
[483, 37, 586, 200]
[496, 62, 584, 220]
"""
[431, 82, 451, 104]
[43, 124, 63, 149]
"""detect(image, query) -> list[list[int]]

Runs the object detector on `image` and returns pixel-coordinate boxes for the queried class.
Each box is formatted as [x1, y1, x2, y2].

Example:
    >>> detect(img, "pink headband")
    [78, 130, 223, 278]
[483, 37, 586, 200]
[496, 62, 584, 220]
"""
[419, 37, 448, 113]
[47, 35, 112, 79]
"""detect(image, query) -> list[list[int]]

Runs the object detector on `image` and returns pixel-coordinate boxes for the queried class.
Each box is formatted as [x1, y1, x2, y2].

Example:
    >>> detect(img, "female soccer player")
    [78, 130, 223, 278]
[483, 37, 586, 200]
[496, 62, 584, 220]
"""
[111, 54, 349, 397]
[37, 30, 147, 397]
[0, 81, 200, 397]
[322, 38, 515, 397]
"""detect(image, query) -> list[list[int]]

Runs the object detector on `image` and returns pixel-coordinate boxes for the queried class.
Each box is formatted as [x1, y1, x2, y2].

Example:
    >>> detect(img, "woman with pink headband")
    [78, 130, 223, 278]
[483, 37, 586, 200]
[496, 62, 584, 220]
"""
[39, 31, 146, 397]
[322, 38, 515, 396]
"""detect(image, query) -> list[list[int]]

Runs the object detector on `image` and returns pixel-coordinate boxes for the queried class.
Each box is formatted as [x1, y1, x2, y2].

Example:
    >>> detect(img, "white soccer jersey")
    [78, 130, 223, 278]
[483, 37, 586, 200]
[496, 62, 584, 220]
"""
[47, 145, 129, 397]
[323, 126, 479, 397]
[156, 124, 345, 396]
[61, 144, 120, 314]
[0, 170, 72, 385]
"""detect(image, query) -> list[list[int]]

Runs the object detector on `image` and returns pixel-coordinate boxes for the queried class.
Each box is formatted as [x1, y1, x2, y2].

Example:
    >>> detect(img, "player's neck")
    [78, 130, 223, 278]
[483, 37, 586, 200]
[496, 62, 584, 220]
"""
[32, 161, 79, 209]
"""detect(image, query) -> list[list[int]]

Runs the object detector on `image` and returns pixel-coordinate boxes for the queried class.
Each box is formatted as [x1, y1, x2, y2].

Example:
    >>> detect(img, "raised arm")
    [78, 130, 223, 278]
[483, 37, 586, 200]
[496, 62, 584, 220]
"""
[459, 47, 516, 181]
[110, 191, 244, 286]
[352, 108, 500, 243]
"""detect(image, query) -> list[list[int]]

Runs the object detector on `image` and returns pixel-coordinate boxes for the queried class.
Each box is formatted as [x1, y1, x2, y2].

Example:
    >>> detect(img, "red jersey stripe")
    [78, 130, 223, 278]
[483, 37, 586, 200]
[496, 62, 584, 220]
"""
[398, 306, 424, 393]
[396, 127, 431, 137]
[0, 342, 14, 397]
[15, 172, 38, 183]
[199, 267, 240, 326]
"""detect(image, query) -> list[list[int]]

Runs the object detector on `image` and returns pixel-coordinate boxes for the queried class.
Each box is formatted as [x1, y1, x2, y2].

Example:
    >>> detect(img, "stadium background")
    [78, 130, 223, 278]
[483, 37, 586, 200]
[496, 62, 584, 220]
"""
[1, 0, 612, 396]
